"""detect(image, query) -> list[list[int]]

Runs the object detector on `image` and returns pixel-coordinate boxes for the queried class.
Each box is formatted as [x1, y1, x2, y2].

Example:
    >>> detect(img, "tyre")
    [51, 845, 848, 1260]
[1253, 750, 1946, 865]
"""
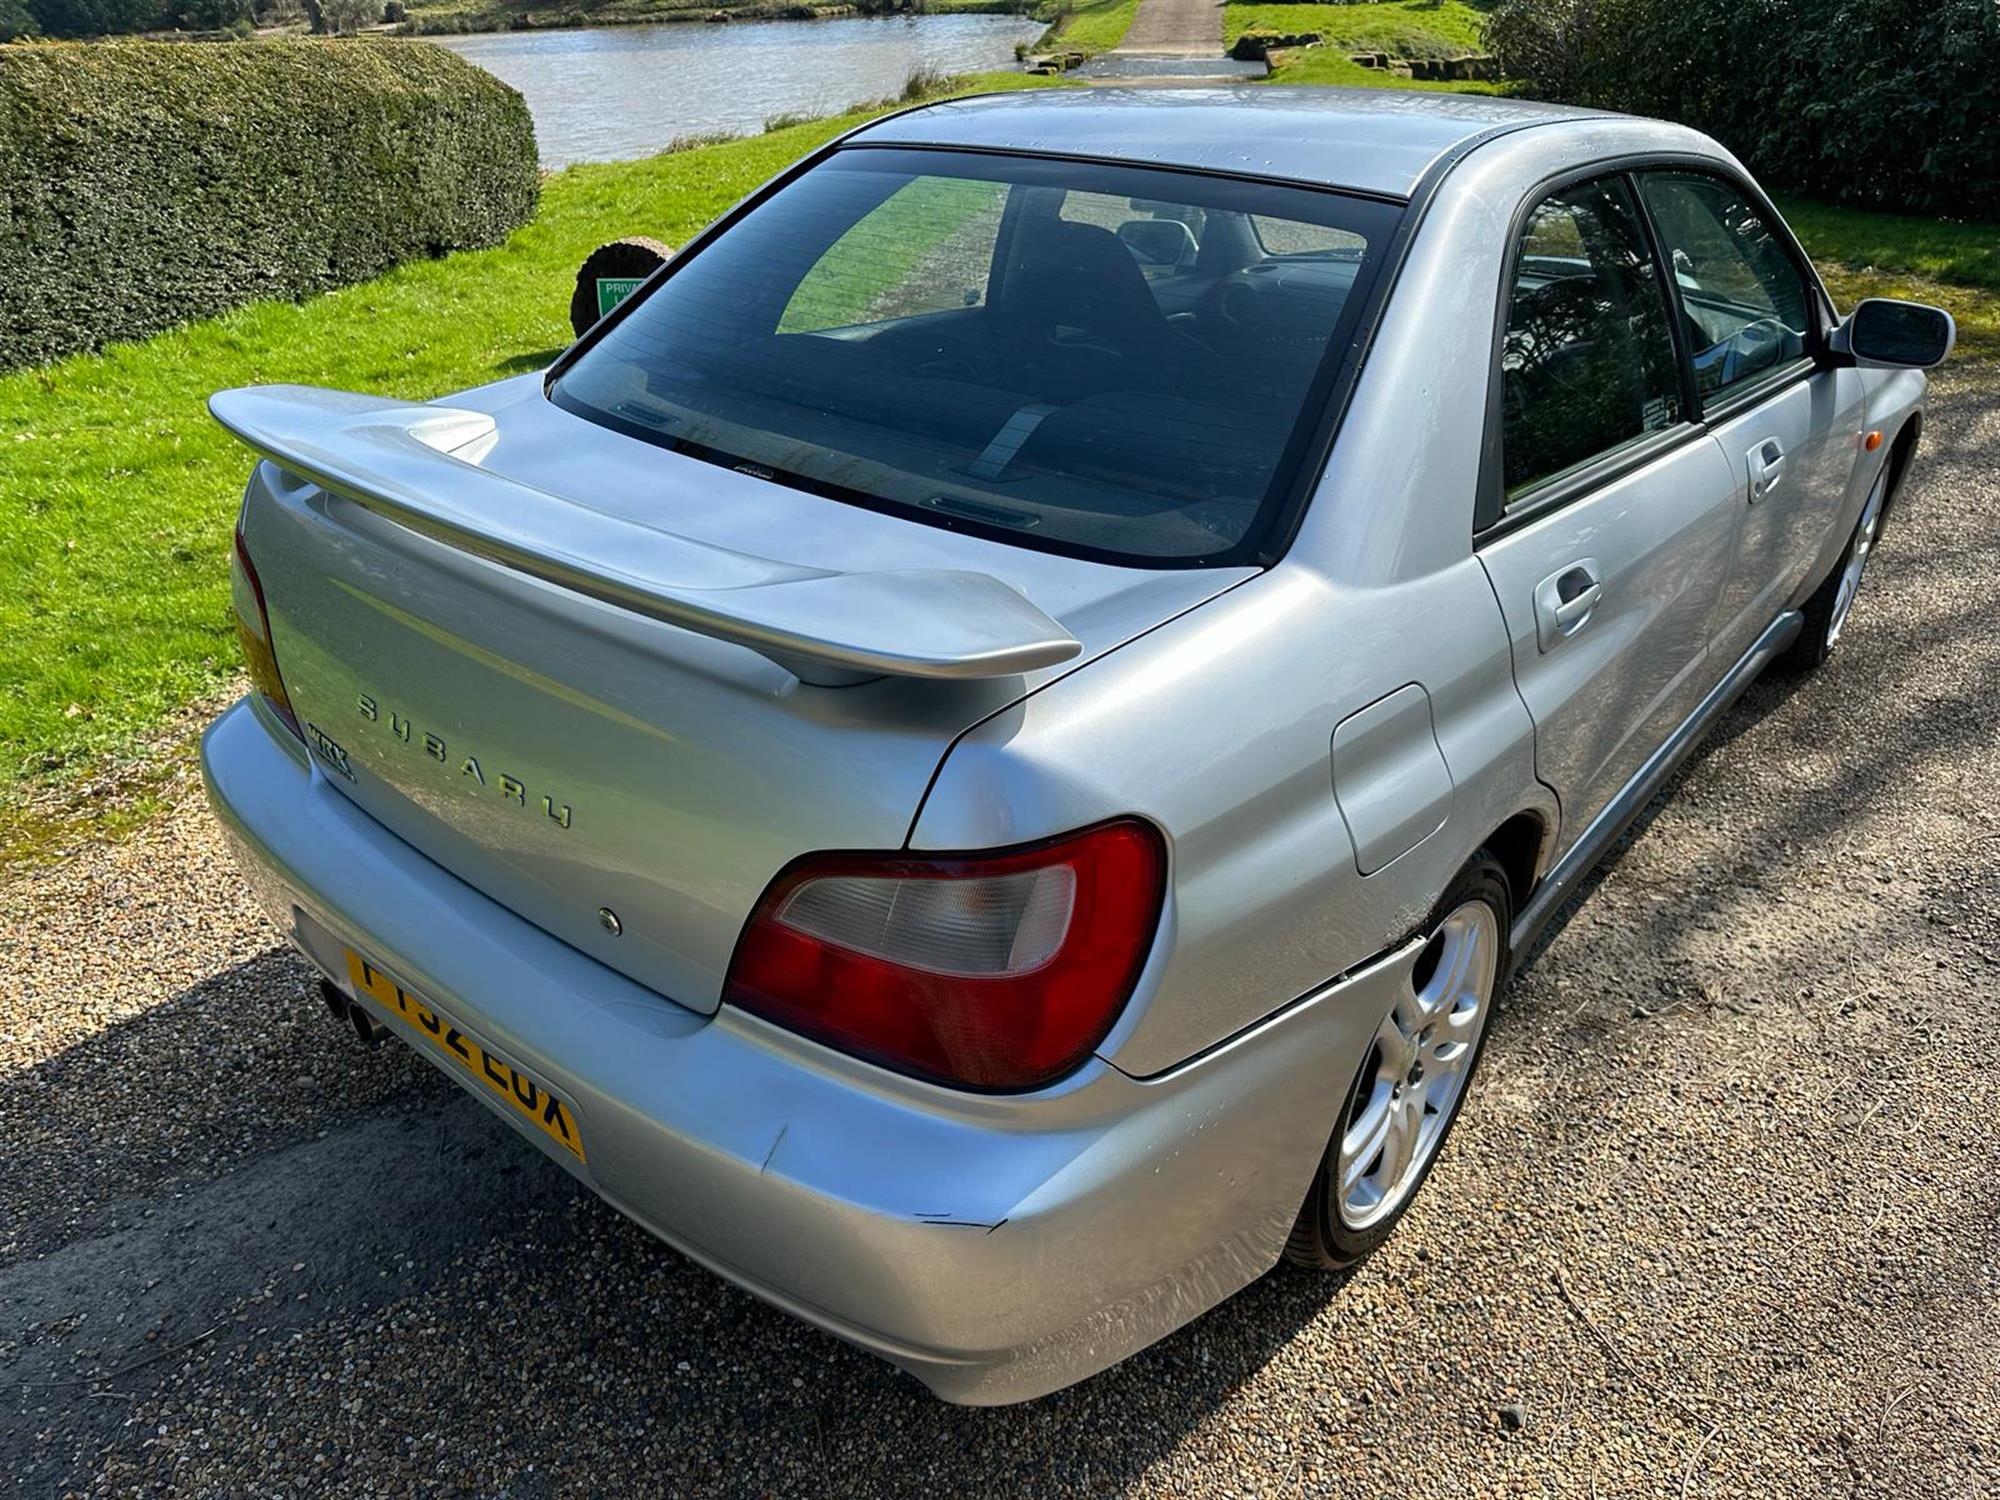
[1284, 853, 1511, 1270]
[568, 236, 675, 339]
[1780, 463, 1890, 675]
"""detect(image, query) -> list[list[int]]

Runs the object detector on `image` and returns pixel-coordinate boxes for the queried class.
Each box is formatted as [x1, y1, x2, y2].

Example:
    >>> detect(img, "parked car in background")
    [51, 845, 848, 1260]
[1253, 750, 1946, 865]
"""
[201, 87, 1951, 1403]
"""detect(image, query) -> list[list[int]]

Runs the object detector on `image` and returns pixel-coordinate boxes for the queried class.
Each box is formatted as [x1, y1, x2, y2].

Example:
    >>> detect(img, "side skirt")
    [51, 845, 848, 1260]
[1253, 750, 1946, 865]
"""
[1510, 610, 1804, 959]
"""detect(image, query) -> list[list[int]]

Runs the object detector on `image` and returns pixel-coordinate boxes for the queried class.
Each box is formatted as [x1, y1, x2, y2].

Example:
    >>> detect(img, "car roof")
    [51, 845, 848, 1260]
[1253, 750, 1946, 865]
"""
[845, 86, 1612, 201]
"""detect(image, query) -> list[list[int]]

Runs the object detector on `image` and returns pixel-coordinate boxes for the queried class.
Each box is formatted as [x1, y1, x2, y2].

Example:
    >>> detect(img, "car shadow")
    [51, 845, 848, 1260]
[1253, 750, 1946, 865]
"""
[0, 942, 1354, 1494]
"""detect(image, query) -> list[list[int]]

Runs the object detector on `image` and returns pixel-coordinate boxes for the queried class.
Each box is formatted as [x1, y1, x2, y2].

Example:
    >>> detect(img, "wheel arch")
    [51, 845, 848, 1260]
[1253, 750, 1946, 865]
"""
[1481, 807, 1553, 923]
[1880, 412, 1923, 525]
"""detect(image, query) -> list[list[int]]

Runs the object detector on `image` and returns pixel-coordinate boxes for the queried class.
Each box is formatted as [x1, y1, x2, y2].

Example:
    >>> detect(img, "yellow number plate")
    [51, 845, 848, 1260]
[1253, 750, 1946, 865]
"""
[344, 950, 586, 1163]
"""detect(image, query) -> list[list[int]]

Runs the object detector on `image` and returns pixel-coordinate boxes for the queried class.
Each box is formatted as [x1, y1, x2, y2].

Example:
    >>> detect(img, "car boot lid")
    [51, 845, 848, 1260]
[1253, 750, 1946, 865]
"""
[209, 384, 1084, 687]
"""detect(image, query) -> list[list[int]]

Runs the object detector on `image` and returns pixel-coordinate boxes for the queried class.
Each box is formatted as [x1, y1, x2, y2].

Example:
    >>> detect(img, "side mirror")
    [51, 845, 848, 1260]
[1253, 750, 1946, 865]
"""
[1830, 297, 1956, 370]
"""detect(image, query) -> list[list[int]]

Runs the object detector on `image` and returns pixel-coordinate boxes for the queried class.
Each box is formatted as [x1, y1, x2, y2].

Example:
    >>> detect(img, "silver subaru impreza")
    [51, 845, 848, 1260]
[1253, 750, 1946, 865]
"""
[201, 87, 1951, 1403]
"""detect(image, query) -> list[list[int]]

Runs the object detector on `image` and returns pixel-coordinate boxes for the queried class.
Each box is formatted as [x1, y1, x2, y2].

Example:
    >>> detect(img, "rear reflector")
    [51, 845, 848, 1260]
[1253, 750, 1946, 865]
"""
[232, 515, 302, 742]
[724, 819, 1166, 1091]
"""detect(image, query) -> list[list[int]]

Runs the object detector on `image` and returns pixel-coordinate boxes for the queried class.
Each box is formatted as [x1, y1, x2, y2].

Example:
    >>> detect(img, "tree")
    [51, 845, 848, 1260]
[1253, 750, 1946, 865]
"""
[0, 0, 40, 38]
[300, 0, 375, 30]
[28, 0, 173, 35]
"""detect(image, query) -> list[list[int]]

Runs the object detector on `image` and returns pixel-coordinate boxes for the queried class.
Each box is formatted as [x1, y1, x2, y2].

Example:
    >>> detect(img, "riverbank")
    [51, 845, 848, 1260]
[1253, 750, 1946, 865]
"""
[2, 71, 1995, 840]
[435, 13, 1043, 163]
[393, 0, 1135, 62]
[397, 0, 1031, 38]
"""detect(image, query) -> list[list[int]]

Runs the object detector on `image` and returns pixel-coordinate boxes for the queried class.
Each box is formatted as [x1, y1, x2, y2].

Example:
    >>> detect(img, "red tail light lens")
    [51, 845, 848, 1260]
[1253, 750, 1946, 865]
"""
[231, 516, 302, 742]
[724, 819, 1166, 1091]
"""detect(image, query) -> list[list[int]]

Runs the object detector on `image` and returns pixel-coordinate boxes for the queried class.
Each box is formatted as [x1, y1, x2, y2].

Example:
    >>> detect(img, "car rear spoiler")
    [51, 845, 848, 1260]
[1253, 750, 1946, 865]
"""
[208, 385, 1082, 687]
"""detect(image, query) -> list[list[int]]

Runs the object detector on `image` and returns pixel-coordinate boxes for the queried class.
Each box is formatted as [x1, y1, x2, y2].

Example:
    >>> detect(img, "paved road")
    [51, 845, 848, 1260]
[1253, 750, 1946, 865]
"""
[4, 374, 1998, 1496]
[1111, 0, 1225, 59]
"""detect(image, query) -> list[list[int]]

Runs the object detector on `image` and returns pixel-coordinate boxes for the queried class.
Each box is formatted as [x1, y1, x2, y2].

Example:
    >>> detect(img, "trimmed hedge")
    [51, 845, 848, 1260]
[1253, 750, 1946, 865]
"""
[0, 39, 538, 369]
[1485, 0, 2000, 219]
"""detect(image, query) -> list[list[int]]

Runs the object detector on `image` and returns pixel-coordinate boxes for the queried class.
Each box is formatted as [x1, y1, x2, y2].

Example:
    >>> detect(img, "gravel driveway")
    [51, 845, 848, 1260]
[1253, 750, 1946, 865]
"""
[4, 374, 1997, 1498]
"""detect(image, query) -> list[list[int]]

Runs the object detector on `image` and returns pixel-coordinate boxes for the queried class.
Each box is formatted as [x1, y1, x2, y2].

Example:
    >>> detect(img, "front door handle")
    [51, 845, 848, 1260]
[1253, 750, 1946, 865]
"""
[1533, 559, 1602, 651]
[1747, 438, 1787, 503]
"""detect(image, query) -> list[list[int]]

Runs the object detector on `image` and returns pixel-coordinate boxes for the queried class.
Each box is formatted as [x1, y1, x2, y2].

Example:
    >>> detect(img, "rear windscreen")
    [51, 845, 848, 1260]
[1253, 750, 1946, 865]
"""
[551, 147, 1401, 566]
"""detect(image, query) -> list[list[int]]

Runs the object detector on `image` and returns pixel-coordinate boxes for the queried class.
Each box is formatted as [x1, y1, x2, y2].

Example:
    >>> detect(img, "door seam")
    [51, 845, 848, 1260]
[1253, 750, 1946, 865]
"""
[1472, 549, 1564, 855]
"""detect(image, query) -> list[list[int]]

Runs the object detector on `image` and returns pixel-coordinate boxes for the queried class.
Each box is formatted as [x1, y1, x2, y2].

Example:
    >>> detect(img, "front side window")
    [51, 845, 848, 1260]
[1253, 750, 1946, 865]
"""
[1640, 171, 1816, 402]
[1638, 171, 1813, 401]
[552, 148, 1401, 565]
[1500, 176, 1685, 496]
[1057, 192, 1204, 278]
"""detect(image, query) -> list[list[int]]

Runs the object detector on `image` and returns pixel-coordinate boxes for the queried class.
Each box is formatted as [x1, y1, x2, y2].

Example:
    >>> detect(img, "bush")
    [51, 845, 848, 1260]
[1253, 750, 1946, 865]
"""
[900, 62, 949, 100]
[1485, 0, 2000, 217]
[28, 0, 264, 28]
[0, 0, 40, 38]
[1484, 0, 1641, 105]
[28, 0, 169, 35]
[0, 39, 538, 369]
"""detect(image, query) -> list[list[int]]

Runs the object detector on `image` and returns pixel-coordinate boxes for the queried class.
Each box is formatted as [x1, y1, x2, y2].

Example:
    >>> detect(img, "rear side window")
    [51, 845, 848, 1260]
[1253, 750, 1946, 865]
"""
[552, 148, 1401, 566]
[1500, 176, 1685, 496]
[1638, 171, 1812, 401]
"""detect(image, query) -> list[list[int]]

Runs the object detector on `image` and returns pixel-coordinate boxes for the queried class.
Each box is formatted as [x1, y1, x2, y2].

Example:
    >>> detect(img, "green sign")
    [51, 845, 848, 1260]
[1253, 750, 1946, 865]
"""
[595, 276, 647, 318]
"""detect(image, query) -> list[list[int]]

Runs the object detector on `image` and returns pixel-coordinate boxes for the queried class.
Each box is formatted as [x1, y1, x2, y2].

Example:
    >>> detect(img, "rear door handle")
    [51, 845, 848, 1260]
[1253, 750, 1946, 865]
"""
[1533, 559, 1602, 651]
[1746, 438, 1786, 503]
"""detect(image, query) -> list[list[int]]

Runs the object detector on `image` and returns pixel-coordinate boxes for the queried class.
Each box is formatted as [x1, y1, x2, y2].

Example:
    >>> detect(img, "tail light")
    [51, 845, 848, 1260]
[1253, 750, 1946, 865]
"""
[231, 514, 302, 742]
[724, 819, 1166, 1091]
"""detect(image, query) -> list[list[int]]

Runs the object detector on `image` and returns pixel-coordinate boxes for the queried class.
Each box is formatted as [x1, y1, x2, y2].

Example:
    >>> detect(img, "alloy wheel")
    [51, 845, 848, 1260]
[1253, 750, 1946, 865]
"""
[1826, 469, 1889, 650]
[1335, 899, 1500, 1231]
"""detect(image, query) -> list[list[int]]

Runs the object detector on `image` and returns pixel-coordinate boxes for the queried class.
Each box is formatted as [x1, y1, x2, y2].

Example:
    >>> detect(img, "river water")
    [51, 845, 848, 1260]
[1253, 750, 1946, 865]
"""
[438, 15, 1042, 167]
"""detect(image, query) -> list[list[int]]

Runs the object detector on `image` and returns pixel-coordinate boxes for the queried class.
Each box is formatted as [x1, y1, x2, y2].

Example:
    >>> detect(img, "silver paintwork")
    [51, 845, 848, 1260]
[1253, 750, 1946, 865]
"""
[1509, 609, 1804, 952]
[205, 692, 1406, 1404]
[201, 88, 1936, 1403]
[1329, 684, 1453, 876]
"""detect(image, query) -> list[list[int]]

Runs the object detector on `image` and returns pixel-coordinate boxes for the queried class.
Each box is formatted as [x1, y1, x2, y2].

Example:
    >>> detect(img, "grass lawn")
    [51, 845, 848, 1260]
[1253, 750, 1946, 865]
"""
[1, 67, 1993, 814]
[1773, 197, 2000, 293]
[1230, 1, 1502, 89]
[1777, 196, 2000, 362]
[1042, 0, 1139, 55]
[1224, 0, 1489, 54]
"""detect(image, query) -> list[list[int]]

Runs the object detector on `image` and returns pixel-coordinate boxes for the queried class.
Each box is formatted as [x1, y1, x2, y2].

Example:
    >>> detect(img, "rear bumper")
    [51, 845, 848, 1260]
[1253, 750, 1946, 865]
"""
[201, 695, 1395, 1403]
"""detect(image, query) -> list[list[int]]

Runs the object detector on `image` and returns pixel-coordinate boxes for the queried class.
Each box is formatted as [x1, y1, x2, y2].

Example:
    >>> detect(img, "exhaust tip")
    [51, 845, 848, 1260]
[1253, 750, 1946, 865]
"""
[318, 976, 350, 1023]
[349, 1002, 387, 1047]
[319, 976, 386, 1046]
